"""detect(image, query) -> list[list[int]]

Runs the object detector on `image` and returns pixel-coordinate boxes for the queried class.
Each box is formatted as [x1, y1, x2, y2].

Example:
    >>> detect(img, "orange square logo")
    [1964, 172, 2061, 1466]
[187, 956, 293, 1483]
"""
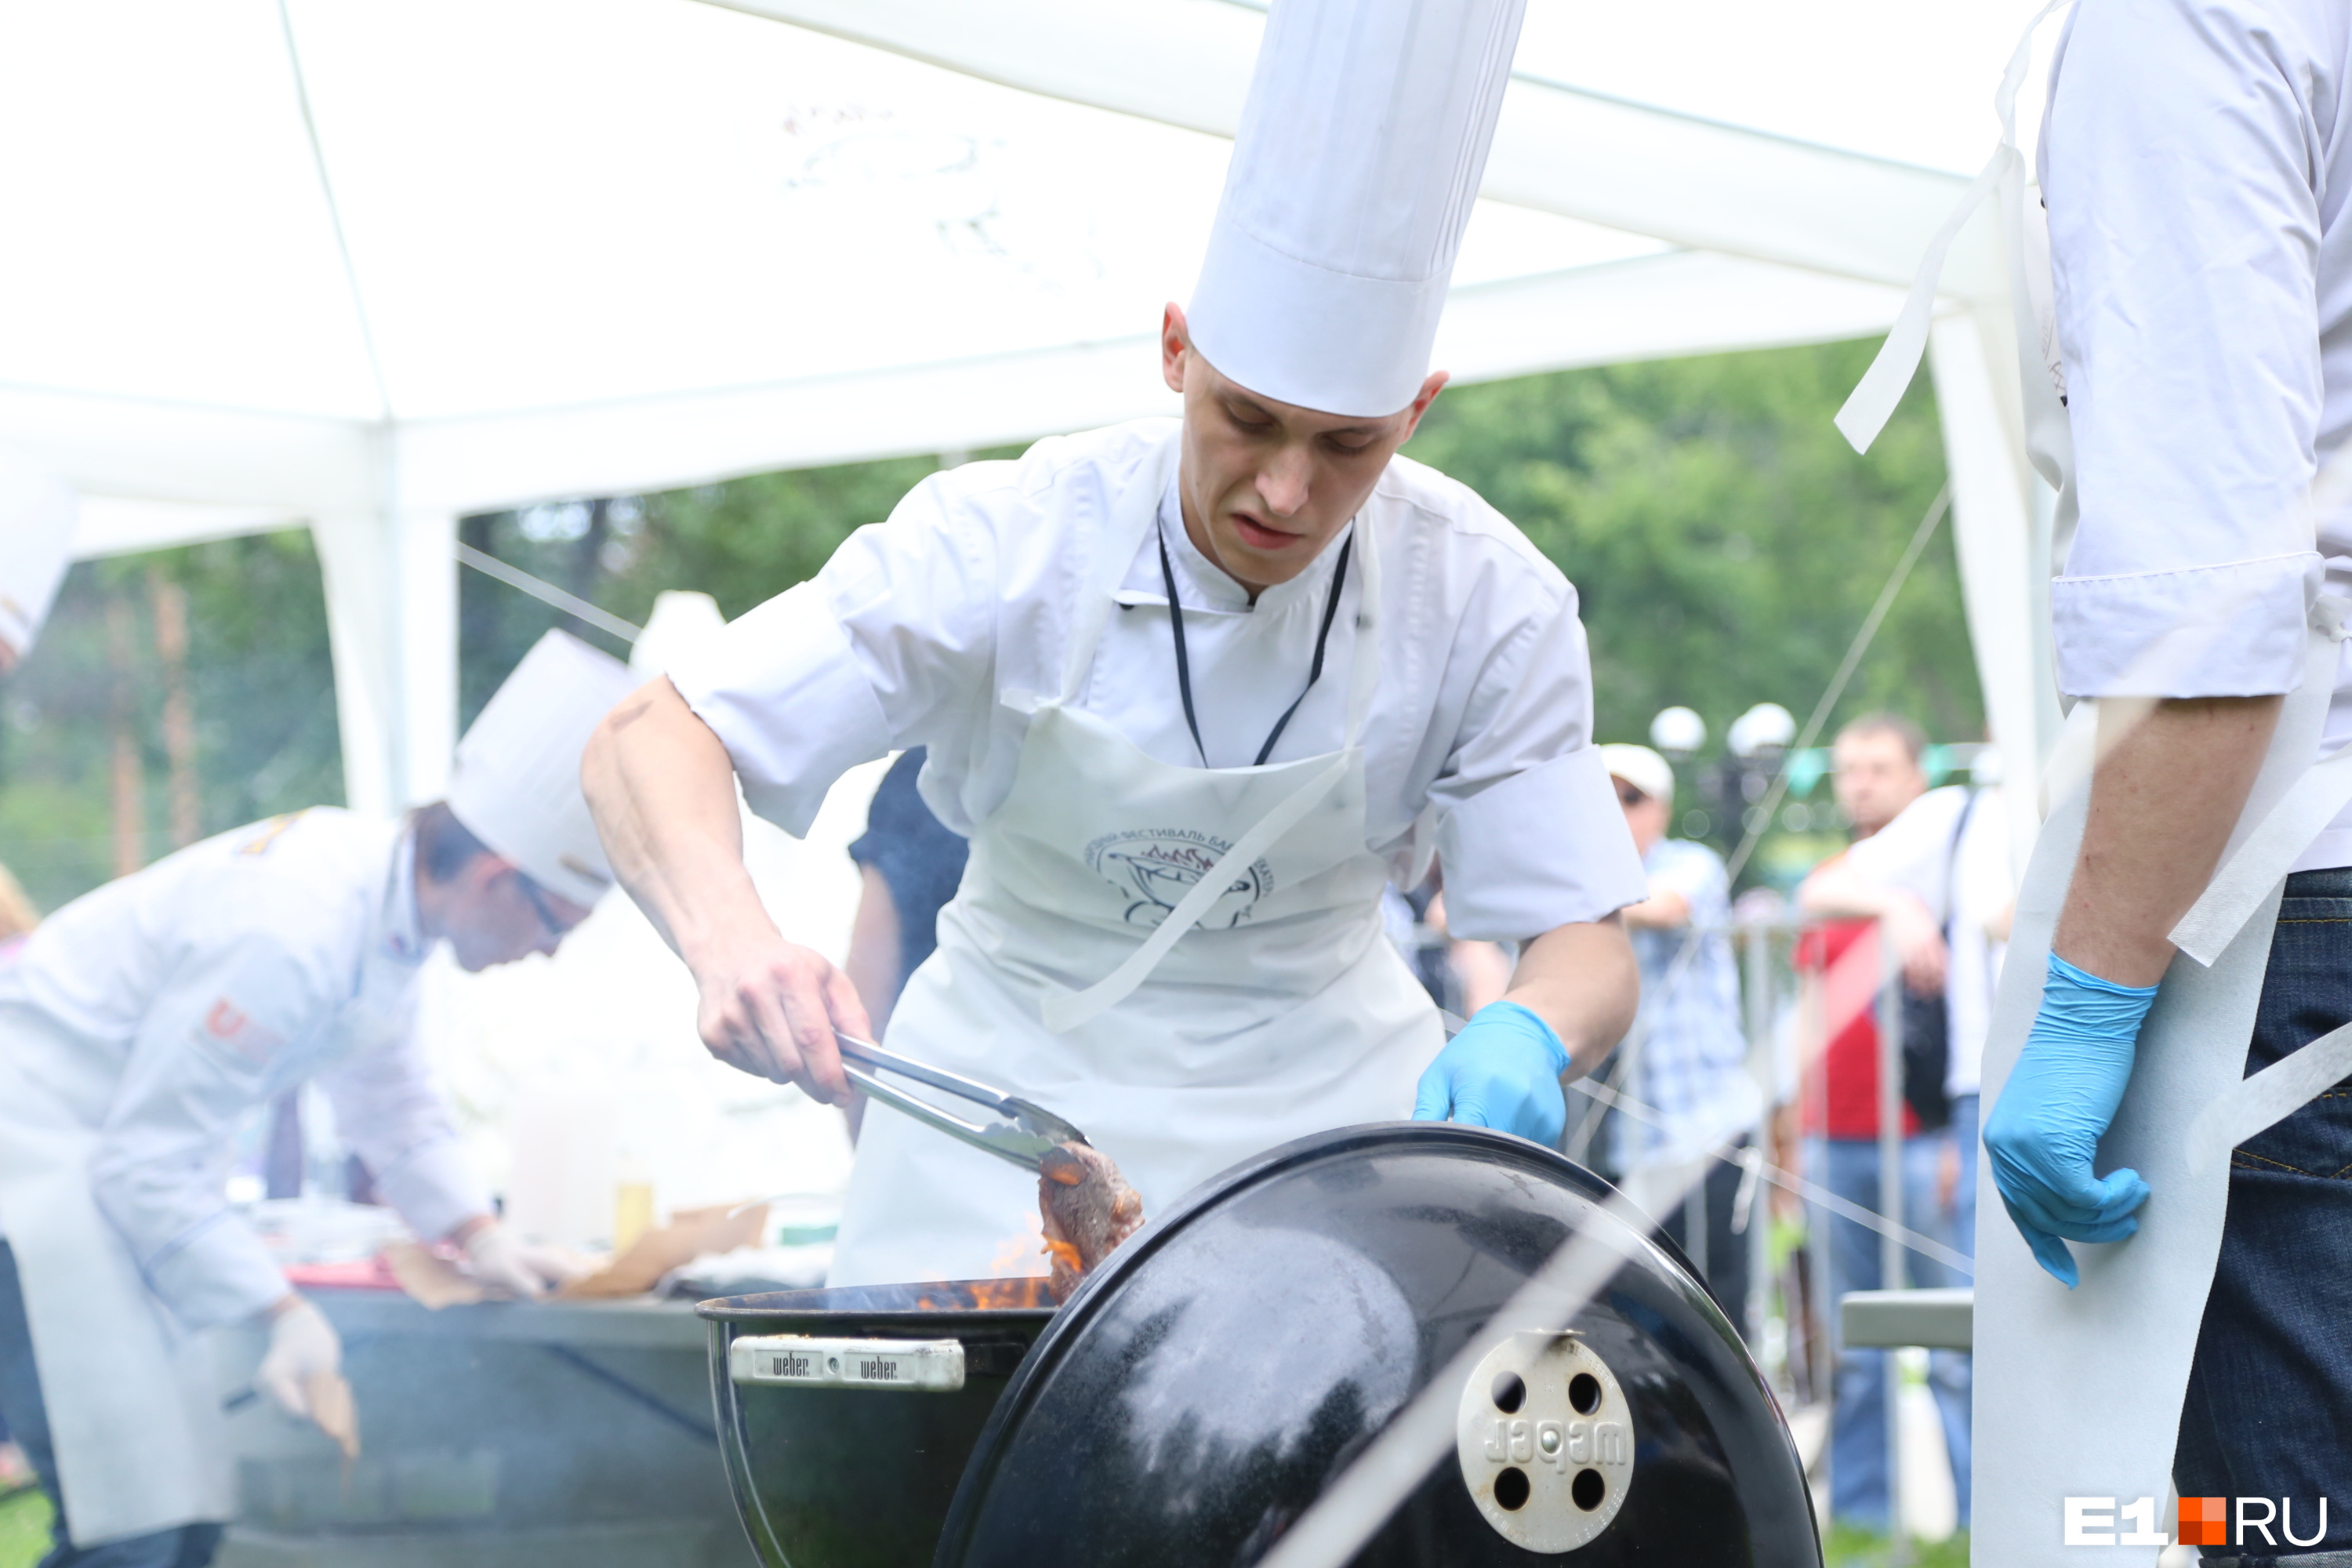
[2179, 1497, 2228, 1546]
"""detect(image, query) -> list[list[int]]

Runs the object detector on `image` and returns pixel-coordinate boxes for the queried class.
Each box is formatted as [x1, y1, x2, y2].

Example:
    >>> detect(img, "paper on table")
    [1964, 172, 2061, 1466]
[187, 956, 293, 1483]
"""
[380, 1241, 488, 1310]
[556, 1203, 769, 1300]
[379, 1203, 770, 1307]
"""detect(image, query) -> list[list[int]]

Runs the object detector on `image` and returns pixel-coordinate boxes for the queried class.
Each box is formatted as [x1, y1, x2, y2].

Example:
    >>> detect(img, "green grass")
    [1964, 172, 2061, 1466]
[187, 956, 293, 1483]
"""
[1823, 1523, 1970, 1567]
[0, 1487, 50, 1568]
[0, 1476, 1968, 1568]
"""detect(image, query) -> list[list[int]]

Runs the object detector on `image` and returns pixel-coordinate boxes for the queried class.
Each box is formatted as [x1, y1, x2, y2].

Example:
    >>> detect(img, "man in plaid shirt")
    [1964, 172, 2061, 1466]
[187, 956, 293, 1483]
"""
[1602, 744, 1758, 1330]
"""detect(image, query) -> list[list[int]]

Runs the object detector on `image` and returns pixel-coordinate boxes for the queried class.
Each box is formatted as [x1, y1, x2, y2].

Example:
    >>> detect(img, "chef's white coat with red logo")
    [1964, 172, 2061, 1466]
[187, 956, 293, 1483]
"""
[0, 808, 486, 1542]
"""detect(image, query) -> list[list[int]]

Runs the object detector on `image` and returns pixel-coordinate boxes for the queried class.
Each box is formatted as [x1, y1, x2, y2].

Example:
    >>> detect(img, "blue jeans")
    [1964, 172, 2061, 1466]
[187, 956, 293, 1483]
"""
[1813, 1133, 1973, 1530]
[2175, 868, 2352, 1563]
[1940, 1091, 1977, 1529]
[0, 1244, 225, 1568]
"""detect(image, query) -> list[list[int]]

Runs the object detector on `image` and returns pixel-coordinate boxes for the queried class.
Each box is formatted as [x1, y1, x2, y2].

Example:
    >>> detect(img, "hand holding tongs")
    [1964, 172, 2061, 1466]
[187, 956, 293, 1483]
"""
[833, 1033, 1087, 1174]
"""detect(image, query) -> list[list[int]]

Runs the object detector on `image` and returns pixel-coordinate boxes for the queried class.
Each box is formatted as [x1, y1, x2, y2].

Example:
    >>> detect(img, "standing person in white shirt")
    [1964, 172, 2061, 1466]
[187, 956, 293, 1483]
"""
[583, 0, 1647, 1289]
[1601, 744, 1759, 1328]
[1966, 0, 2352, 1552]
[0, 630, 633, 1567]
[1802, 755, 2010, 1530]
[1809, 758, 2012, 1250]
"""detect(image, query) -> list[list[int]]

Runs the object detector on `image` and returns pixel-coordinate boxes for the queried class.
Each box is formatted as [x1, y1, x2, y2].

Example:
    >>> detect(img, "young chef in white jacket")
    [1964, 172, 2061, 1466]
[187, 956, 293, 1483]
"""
[585, 0, 1648, 1289]
[0, 629, 634, 1566]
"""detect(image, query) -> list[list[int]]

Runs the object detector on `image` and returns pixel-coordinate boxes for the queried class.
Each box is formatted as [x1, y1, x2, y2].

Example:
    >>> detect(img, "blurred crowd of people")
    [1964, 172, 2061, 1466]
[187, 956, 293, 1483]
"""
[1385, 710, 2009, 1537]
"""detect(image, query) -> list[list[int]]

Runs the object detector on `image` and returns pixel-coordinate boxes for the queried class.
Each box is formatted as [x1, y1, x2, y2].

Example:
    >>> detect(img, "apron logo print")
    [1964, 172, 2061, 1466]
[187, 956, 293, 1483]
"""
[1083, 829, 1272, 931]
[2063, 1496, 2328, 1548]
[200, 998, 285, 1063]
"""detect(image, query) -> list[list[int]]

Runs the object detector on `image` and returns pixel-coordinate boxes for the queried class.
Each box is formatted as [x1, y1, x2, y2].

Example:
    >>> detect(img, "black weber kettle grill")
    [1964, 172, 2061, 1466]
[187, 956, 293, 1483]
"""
[700, 1123, 1820, 1566]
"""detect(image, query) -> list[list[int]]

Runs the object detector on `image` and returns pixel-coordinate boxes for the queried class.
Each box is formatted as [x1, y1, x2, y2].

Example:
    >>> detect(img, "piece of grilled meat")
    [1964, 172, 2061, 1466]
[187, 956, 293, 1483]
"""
[1038, 1142, 1144, 1301]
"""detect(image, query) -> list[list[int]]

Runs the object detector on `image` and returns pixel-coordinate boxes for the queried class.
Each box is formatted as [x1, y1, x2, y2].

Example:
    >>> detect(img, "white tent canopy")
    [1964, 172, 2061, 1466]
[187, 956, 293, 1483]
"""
[3, 0, 2057, 826]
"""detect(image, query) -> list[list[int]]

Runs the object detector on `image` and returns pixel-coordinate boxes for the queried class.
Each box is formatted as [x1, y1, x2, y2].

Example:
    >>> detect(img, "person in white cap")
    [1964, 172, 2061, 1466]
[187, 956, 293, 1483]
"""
[0, 629, 633, 1567]
[1595, 744, 1757, 1318]
[585, 0, 1646, 1288]
[0, 449, 74, 679]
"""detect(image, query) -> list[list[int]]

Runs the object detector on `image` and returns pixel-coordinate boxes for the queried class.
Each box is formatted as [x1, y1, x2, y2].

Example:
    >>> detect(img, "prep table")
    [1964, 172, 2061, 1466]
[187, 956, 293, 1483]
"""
[212, 1287, 753, 1568]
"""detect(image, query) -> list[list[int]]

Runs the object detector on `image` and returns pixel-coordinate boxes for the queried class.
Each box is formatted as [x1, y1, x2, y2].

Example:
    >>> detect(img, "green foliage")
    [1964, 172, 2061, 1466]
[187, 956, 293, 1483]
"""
[455, 453, 993, 728]
[0, 533, 343, 912]
[0, 1486, 51, 1568]
[0, 339, 1971, 910]
[1405, 338, 1974, 750]
[1822, 1522, 1969, 1567]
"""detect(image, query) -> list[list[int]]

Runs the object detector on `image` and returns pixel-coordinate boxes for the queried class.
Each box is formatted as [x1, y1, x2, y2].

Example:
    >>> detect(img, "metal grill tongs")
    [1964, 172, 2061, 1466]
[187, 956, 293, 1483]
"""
[833, 1033, 1087, 1174]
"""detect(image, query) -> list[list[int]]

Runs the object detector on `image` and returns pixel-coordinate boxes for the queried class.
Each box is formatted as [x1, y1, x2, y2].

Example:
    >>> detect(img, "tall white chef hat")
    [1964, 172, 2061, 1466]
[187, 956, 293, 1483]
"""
[1185, 0, 1528, 418]
[0, 448, 78, 660]
[447, 629, 638, 906]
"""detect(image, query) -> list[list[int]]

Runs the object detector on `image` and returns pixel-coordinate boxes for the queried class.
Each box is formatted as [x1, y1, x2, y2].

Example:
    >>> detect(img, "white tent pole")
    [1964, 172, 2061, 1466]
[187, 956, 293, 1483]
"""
[397, 510, 459, 806]
[1927, 307, 2055, 878]
[310, 426, 459, 818]
[311, 509, 397, 820]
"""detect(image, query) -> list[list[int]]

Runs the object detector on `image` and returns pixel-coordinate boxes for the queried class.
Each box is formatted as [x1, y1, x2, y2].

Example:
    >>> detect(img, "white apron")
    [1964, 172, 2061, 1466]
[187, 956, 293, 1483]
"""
[0, 1004, 233, 1545]
[829, 434, 1443, 1287]
[0, 843, 419, 1544]
[1844, 12, 2352, 1557]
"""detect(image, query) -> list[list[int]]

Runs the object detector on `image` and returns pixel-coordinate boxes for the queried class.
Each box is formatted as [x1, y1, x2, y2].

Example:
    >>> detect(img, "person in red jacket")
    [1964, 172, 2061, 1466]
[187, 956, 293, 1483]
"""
[1792, 713, 1967, 1530]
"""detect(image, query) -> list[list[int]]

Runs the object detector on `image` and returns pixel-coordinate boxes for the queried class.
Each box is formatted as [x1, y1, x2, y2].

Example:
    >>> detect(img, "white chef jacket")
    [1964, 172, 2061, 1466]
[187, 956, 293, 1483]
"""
[1842, 786, 2012, 1099]
[0, 808, 485, 1329]
[2042, 0, 2352, 869]
[670, 419, 1642, 941]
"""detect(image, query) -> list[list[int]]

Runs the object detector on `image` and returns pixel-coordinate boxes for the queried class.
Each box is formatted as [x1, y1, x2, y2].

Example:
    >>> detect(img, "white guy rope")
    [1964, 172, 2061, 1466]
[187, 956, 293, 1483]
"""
[455, 542, 643, 645]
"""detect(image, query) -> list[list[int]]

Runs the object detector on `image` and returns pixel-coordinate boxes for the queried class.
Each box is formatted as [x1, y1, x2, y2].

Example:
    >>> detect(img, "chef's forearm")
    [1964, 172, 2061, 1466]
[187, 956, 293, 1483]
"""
[583, 676, 778, 964]
[2054, 695, 2280, 987]
[1504, 916, 1638, 1078]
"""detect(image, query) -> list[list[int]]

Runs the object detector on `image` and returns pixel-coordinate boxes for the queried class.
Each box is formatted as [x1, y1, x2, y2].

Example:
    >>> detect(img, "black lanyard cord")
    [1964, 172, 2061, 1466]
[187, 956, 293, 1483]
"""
[1156, 523, 1356, 768]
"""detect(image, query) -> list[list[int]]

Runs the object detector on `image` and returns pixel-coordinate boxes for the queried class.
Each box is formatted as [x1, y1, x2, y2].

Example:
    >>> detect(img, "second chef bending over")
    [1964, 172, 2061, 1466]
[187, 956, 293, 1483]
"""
[583, 0, 1646, 1288]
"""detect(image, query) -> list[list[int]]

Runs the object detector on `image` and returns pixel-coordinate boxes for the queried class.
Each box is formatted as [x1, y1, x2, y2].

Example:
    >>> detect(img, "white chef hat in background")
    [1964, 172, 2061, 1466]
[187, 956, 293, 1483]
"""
[1599, 743, 1675, 806]
[627, 590, 725, 677]
[1185, 0, 1529, 418]
[0, 448, 78, 660]
[448, 629, 638, 906]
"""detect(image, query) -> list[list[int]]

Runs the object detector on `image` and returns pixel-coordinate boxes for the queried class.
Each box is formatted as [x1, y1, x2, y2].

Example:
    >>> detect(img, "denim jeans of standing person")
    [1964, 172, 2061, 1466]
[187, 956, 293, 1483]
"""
[1812, 1134, 1972, 1533]
[2176, 867, 2352, 1563]
[0, 1244, 225, 1568]
[1937, 1091, 1977, 1530]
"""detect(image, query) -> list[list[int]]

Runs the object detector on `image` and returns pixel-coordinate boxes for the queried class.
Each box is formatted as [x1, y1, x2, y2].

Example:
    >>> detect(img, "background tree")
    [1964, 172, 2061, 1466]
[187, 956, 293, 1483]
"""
[1403, 337, 1968, 750]
[0, 338, 1969, 910]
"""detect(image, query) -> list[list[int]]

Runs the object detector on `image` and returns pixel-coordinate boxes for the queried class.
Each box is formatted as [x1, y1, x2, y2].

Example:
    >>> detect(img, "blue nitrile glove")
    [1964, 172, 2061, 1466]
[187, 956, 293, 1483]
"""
[1411, 1000, 1570, 1146]
[1983, 952, 2159, 1288]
